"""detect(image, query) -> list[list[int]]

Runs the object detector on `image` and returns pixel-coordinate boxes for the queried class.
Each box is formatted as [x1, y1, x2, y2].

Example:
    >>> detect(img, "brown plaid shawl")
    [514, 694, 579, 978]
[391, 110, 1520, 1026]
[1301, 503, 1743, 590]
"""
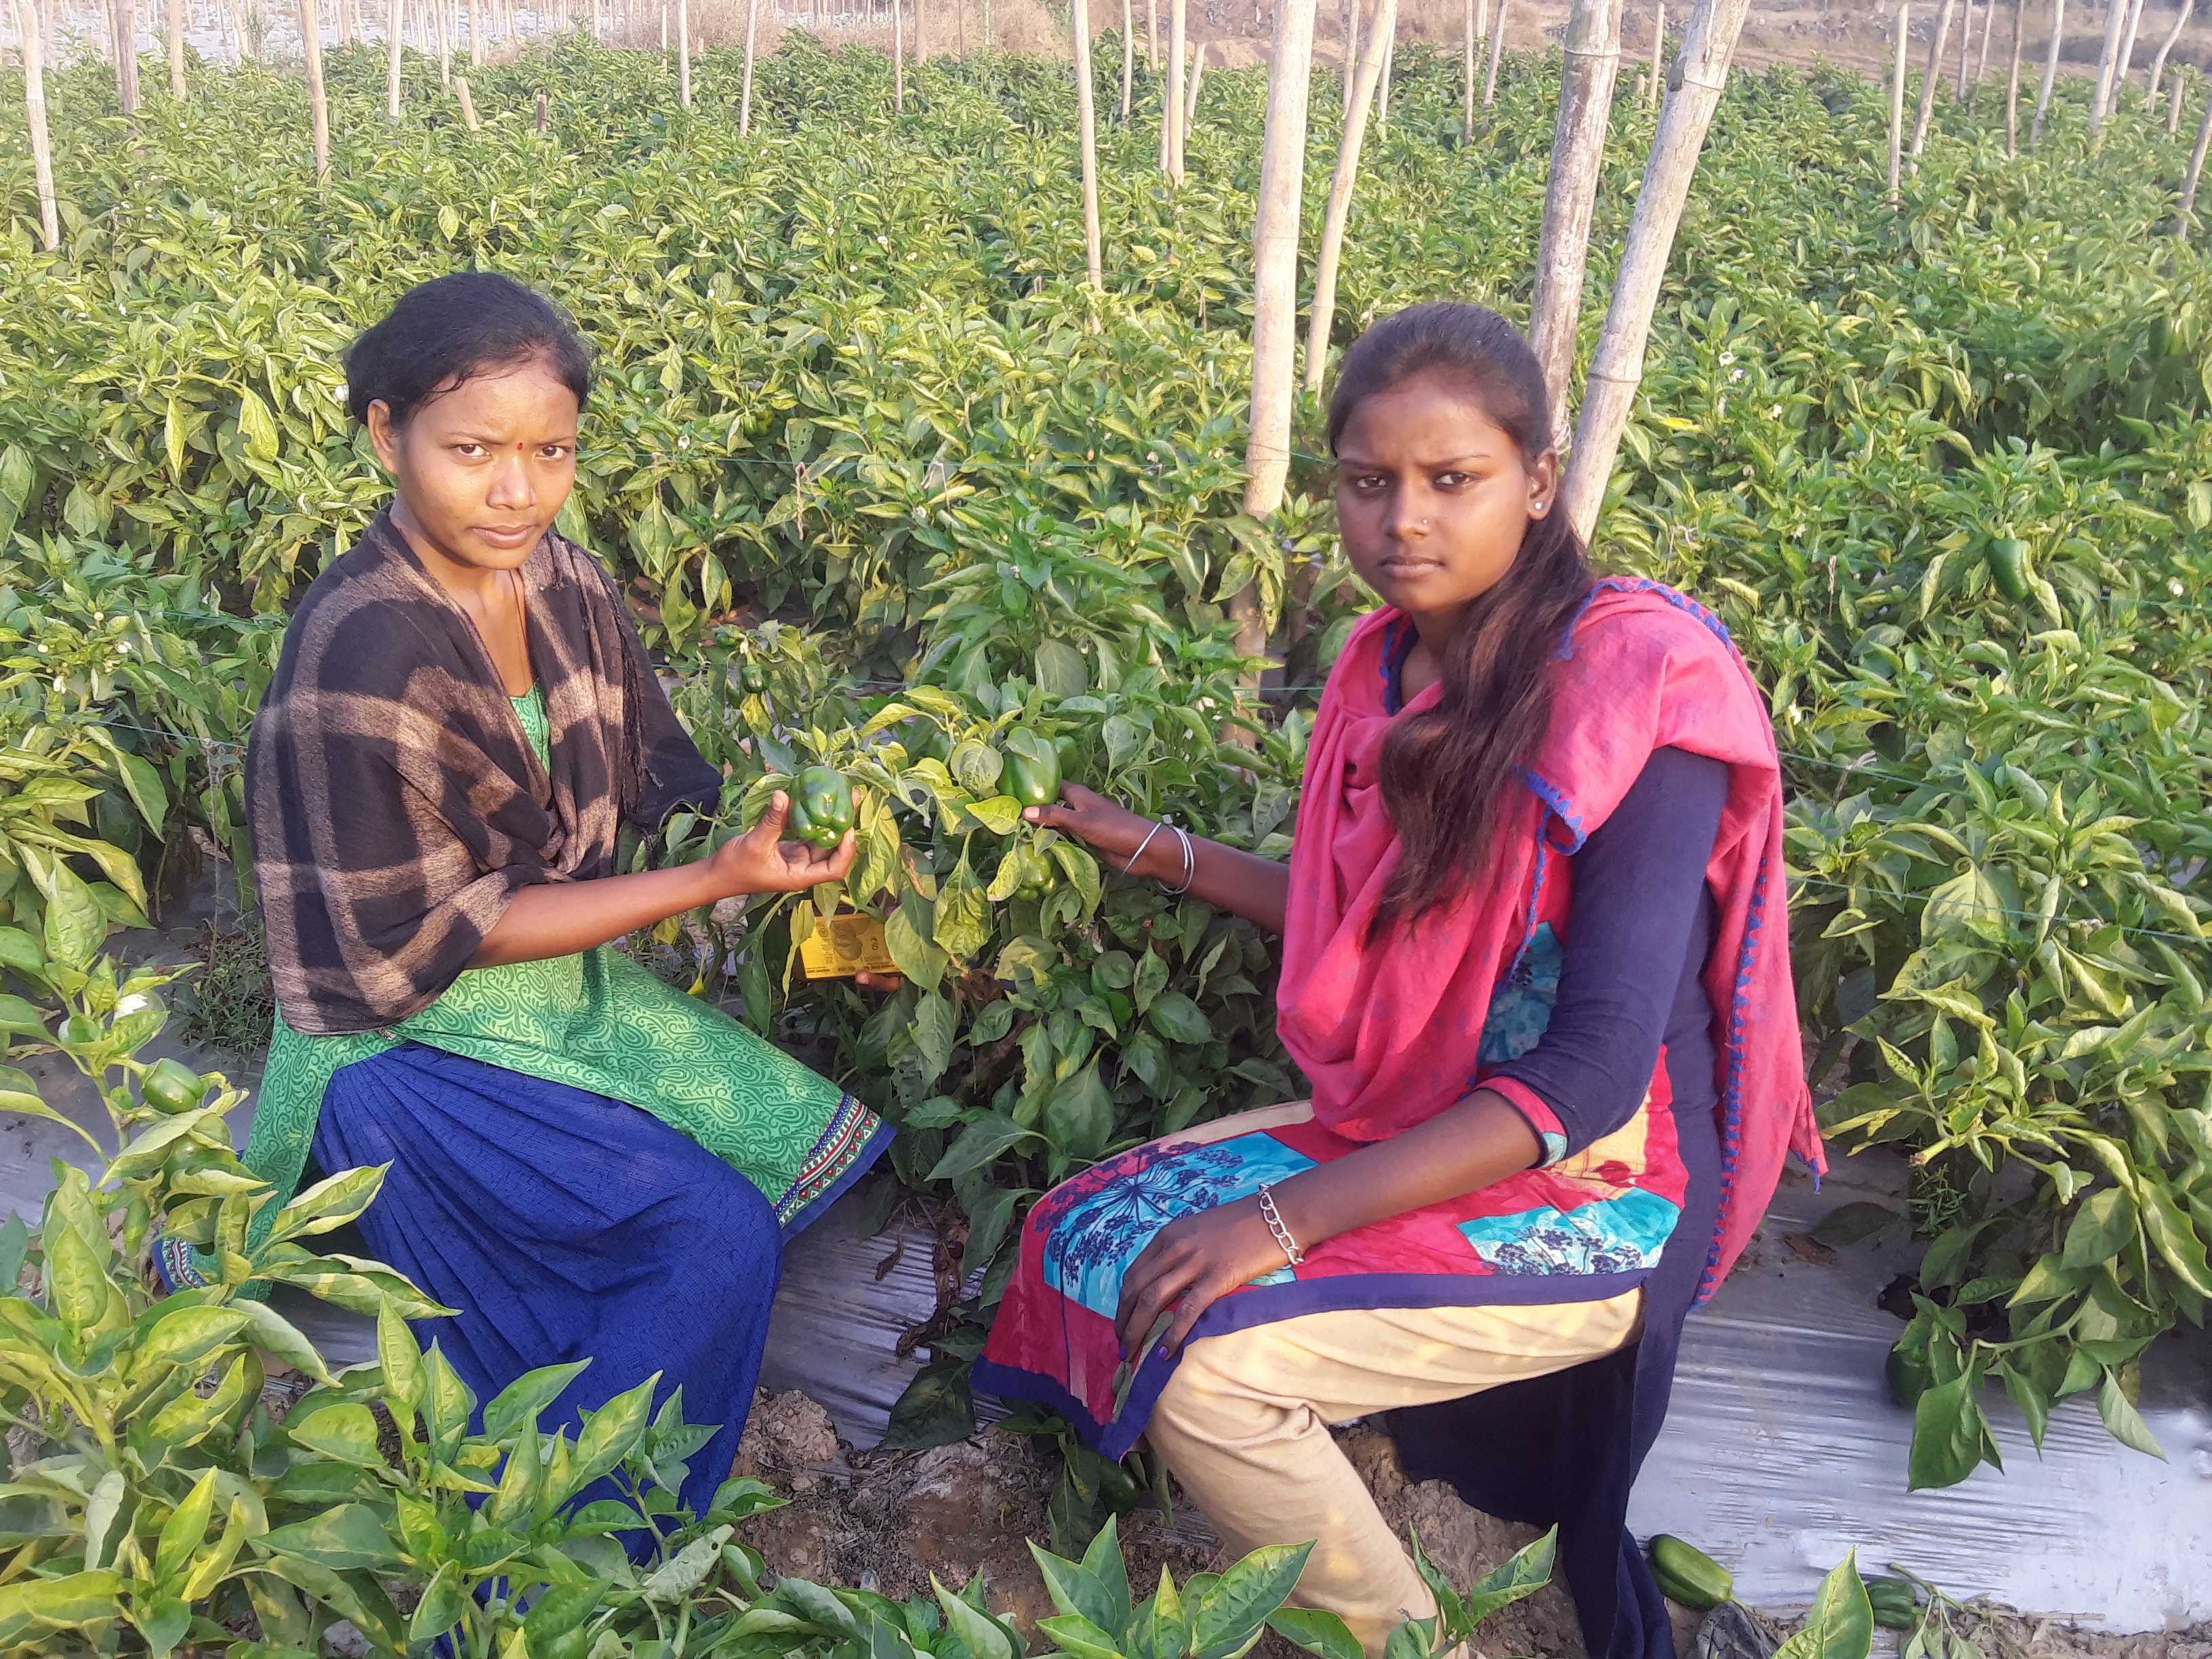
[249, 510, 720, 1034]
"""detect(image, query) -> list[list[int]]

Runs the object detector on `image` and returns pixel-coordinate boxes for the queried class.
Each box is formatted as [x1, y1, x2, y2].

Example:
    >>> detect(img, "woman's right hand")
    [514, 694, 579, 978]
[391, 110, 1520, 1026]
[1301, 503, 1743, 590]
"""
[1024, 783, 1176, 882]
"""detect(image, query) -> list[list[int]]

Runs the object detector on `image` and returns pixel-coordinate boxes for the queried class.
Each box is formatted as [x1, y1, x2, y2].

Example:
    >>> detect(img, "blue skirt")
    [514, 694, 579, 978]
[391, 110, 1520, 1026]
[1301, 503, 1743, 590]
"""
[311, 1041, 785, 1519]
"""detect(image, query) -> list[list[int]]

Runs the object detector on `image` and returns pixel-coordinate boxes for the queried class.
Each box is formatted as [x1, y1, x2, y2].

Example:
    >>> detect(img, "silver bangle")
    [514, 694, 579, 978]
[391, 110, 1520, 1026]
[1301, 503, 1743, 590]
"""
[1123, 819, 1168, 876]
[1257, 1183, 1307, 1267]
[1164, 823, 1196, 896]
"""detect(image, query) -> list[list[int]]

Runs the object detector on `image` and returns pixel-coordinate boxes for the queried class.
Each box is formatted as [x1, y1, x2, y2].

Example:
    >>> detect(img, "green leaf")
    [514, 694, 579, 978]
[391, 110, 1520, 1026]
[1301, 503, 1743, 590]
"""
[2140, 1180, 2212, 1298]
[1036, 639, 1089, 698]
[914, 989, 958, 1088]
[1039, 1612, 1125, 1659]
[234, 1296, 337, 1388]
[1907, 1374, 1989, 1490]
[1146, 991, 1212, 1046]
[136, 1303, 251, 1369]
[1046, 1061, 1115, 1164]
[2063, 1187, 2136, 1269]
[377, 1300, 422, 1412]
[153, 1468, 220, 1586]
[1809, 1202, 1905, 1249]
[1458, 1525, 1555, 1622]
[28, 851, 104, 972]
[1771, 1551, 1874, 1659]
[259, 1503, 405, 1572]
[1191, 1542, 1312, 1658]
[928, 1112, 1039, 1183]
[237, 388, 281, 463]
[287, 1401, 386, 1467]
[1029, 1538, 1119, 1628]
[934, 1573, 1016, 1659]
[882, 1358, 976, 1450]
[265, 1165, 386, 1244]
[886, 902, 950, 991]
[481, 1357, 591, 1442]
[643, 1525, 735, 1601]
[130, 1593, 192, 1658]
[567, 1372, 659, 1496]
[407, 1561, 468, 1645]
[2098, 1370, 2167, 1459]
[0, 1571, 126, 1645]
[1267, 1609, 1364, 1659]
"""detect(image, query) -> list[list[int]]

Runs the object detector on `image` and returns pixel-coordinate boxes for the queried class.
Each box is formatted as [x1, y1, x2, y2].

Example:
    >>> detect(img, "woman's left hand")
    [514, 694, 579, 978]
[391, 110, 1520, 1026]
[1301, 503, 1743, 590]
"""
[704, 790, 858, 897]
[1113, 1199, 1293, 1360]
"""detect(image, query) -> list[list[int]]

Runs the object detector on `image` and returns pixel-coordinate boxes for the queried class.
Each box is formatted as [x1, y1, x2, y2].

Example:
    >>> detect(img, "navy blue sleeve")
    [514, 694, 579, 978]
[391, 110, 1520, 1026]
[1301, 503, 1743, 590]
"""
[1492, 745, 1727, 1159]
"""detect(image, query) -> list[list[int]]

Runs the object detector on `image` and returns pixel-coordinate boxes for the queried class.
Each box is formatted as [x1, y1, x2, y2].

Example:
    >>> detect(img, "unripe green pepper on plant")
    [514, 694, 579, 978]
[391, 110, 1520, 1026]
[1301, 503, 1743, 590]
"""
[1986, 538, 2033, 604]
[1002, 729, 1061, 808]
[1647, 1535, 1732, 1610]
[1864, 1575, 1919, 1630]
[141, 1057, 211, 1115]
[785, 766, 855, 848]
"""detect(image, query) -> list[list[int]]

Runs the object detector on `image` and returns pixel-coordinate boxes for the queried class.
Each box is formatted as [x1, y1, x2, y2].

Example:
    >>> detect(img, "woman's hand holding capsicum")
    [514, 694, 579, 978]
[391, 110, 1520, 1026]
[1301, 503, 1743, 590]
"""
[703, 788, 859, 898]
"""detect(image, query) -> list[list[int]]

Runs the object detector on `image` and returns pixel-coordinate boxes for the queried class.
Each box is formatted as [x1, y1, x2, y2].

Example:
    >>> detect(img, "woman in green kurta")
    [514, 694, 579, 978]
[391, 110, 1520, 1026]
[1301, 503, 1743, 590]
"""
[158, 272, 890, 1517]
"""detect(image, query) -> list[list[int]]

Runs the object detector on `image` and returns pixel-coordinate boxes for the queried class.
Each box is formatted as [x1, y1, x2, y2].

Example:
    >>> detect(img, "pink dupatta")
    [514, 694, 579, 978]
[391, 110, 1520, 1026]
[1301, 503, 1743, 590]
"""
[1277, 579, 1823, 1297]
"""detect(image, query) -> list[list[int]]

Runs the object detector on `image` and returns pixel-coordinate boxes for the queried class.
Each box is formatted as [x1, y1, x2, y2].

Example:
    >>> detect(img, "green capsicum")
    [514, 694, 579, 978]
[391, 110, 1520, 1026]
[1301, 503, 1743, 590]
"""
[1002, 729, 1061, 808]
[739, 660, 769, 694]
[1986, 538, 2033, 604]
[1865, 1576, 1919, 1631]
[785, 766, 855, 848]
[1648, 1535, 1732, 1610]
[142, 1057, 211, 1115]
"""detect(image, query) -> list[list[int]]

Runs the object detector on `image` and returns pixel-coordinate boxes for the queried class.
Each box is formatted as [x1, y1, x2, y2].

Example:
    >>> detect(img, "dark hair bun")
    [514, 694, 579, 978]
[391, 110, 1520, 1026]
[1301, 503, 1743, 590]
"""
[344, 271, 592, 428]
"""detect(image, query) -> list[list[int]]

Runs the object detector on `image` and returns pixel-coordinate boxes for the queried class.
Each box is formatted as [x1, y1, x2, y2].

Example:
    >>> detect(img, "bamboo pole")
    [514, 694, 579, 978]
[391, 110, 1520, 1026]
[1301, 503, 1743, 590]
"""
[1073, 0, 1102, 289]
[676, 0, 689, 102]
[1235, 0, 1317, 656]
[1889, 0, 1908, 195]
[739, 0, 756, 131]
[302, 0, 329, 173]
[1164, 0, 1185, 180]
[1343, 0, 1359, 102]
[1305, 0, 1396, 393]
[386, 0, 403, 115]
[2180, 85, 2212, 228]
[455, 70, 479, 123]
[468, 0, 482, 62]
[1560, 0, 1753, 541]
[1483, 0, 1507, 103]
[1120, 0, 1132, 116]
[2005, 0, 2023, 149]
[167, 0, 184, 94]
[893, 0, 904, 109]
[11, 0, 59, 250]
[1975, 0, 1995, 79]
[1185, 37, 1205, 130]
[1647, 0, 1662, 102]
[434, 0, 449, 82]
[2090, 0, 2126, 127]
[2148, 0, 2191, 101]
[1145, 0, 1155, 68]
[915, 0, 925, 61]
[1909, 0, 1953, 162]
[1528, 0, 1624, 437]
[1956, 0, 1971, 96]
[2173, 62, 2192, 131]
[2031, 0, 2064, 140]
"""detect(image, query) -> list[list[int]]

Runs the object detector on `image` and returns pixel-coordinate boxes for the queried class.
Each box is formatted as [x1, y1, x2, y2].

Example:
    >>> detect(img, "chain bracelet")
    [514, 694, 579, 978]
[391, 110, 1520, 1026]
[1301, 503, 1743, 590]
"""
[1256, 1183, 1307, 1267]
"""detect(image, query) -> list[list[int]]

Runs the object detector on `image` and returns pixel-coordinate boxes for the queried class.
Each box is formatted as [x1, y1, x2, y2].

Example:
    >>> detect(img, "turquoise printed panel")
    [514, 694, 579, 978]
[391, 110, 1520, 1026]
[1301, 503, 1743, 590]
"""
[1479, 923, 1563, 1067]
[1456, 1186, 1681, 1275]
[1040, 1136, 1318, 1317]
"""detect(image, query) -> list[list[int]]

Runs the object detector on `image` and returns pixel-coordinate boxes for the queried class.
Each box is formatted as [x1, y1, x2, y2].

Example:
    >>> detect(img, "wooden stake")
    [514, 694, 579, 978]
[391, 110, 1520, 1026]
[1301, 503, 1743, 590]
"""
[455, 69, 478, 123]
[1462, 0, 1475, 139]
[1889, 0, 1908, 197]
[468, 0, 482, 62]
[1482, 0, 1506, 104]
[386, 0, 404, 115]
[2090, 0, 2125, 127]
[1908, 0, 1953, 163]
[915, 0, 926, 62]
[1185, 37, 1205, 130]
[1073, 0, 1102, 289]
[676, 0, 689, 103]
[535, 87, 547, 126]
[2180, 84, 2212, 228]
[434, 0, 449, 83]
[2114, 0, 2146, 97]
[893, 0, 904, 109]
[1305, 0, 1397, 392]
[1145, 0, 1155, 69]
[113, 0, 143, 111]
[2031, 0, 2063, 141]
[1376, 14, 1392, 127]
[1647, 0, 1662, 104]
[2171, 60, 2192, 131]
[2005, 0, 2023, 150]
[1343, 0, 1359, 102]
[1957, 0, 1972, 96]
[739, 0, 756, 130]
[1528, 0, 1624, 438]
[2148, 0, 2192, 102]
[1237, 0, 1318, 655]
[1975, 0, 1996, 79]
[167, 0, 184, 94]
[1560, 0, 1752, 541]
[302, 0, 329, 173]
[10, 0, 59, 250]
[1120, 0, 1132, 116]
[1164, 0, 1185, 180]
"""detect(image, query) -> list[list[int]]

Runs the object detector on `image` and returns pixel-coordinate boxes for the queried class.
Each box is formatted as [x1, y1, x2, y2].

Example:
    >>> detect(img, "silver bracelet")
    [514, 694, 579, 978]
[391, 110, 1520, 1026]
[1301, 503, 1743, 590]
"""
[1164, 822, 1196, 896]
[1124, 819, 1168, 876]
[1256, 1183, 1307, 1267]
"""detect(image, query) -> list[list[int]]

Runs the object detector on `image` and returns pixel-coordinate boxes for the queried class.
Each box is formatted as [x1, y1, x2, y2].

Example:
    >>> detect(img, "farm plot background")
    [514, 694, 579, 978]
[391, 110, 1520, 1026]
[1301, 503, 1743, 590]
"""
[8, 1, 2212, 1518]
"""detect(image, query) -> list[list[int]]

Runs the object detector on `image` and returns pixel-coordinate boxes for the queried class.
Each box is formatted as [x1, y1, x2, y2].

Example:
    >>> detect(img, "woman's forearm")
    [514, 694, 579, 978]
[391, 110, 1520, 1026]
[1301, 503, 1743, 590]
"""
[468, 864, 718, 968]
[1269, 1090, 1542, 1248]
[1122, 826, 1290, 935]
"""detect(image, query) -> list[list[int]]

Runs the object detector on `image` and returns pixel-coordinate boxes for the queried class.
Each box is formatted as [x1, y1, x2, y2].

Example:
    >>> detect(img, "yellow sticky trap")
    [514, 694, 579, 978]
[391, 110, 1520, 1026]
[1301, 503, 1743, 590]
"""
[799, 912, 898, 980]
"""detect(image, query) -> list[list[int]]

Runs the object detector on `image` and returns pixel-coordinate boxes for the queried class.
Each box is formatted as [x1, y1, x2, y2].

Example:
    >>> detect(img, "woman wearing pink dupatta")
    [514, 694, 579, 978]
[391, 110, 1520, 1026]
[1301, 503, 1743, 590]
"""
[972, 306, 1822, 1659]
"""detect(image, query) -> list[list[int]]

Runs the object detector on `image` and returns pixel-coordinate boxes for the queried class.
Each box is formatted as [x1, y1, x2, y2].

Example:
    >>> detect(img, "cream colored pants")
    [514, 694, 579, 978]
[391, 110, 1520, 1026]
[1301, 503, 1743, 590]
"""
[1137, 1111, 1643, 1656]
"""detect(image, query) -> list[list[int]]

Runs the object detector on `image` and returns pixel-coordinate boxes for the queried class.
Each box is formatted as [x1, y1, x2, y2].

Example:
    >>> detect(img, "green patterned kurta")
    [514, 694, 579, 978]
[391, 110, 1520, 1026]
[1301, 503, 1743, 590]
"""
[242, 687, 884, 1234]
